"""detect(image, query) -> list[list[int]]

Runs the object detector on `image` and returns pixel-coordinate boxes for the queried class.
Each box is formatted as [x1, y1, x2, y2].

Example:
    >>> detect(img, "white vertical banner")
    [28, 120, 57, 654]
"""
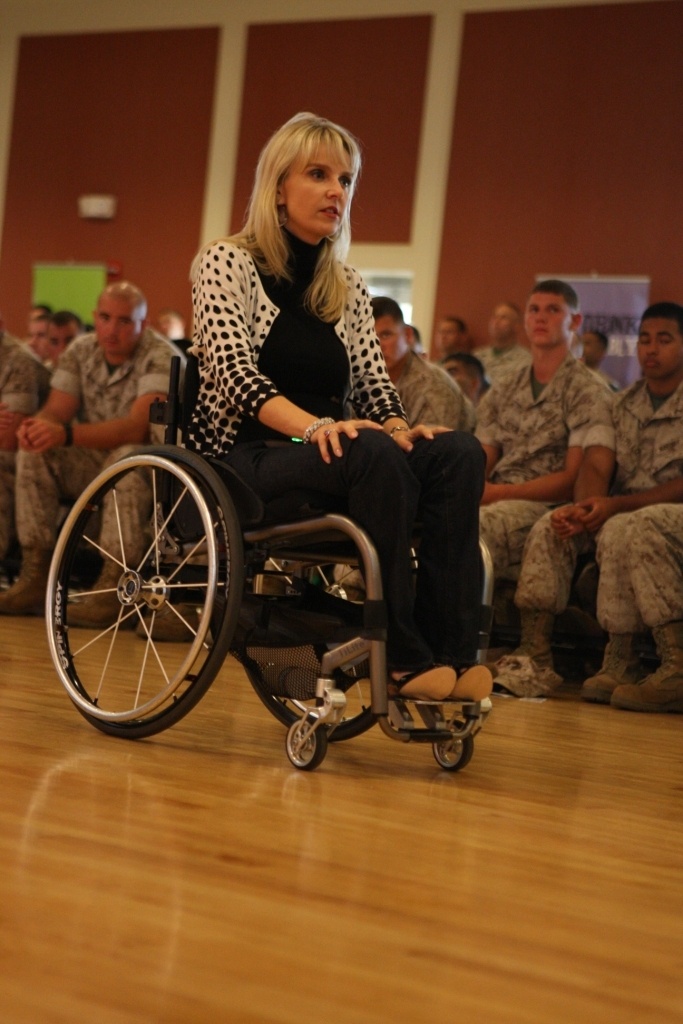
[537, 274, 650, 387]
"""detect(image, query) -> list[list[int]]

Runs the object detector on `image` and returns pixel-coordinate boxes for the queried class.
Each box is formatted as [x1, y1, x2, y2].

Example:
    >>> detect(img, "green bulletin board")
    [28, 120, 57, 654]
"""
[33, 263, 107, 327]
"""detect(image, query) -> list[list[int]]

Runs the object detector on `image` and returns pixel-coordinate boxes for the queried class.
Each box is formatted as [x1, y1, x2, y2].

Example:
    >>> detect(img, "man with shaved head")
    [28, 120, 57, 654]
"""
[0, 282, 172, 626]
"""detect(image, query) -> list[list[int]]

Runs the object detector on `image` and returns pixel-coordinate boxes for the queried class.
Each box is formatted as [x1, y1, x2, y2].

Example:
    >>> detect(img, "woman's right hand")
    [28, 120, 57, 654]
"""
[311, 418, 382, 463]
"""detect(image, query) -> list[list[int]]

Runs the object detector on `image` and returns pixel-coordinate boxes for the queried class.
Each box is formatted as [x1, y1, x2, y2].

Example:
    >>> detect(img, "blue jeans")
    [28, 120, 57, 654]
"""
[224, 429, 485, 672]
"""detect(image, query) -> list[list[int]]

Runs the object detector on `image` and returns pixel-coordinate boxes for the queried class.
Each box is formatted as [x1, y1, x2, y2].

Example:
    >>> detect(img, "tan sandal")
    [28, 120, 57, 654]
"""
[390, 665, 457, 701]
[450, 665, 493, 701]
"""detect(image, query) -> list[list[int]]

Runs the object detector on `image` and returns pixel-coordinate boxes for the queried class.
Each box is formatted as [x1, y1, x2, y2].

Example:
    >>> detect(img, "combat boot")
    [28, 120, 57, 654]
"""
[68, 560, 132, 629]
[581, 633, 644, 704]
[611, 622, 683, 713]
[0, 548, 52, 616]
[493, 608, 562, 698]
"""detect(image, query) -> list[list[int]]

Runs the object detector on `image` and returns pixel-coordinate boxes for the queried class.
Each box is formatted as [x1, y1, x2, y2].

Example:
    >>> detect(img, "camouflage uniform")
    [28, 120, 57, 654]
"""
[476, 354, 614, 581]
[0, 339, 41, 557]
[396, 351, 476, 431]
[20, 343, 52, 405]
[515, 378, 683, 632]
[474, 343, 531, 385]
[0, 330, 22, 348]
[15, 328, 171, 560]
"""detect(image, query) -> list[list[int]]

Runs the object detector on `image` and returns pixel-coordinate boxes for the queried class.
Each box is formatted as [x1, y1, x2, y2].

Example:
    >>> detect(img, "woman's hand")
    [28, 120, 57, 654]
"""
[310, 418, 382, 463]
[390, 423, 451, 453]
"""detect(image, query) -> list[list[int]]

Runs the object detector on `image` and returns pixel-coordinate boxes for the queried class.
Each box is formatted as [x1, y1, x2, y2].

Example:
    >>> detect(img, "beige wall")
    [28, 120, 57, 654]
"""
[0, 0, 668, 341]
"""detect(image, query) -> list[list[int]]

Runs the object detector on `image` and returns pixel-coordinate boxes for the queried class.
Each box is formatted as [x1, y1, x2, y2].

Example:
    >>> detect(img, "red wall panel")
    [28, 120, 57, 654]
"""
[0, 27, 219, 336]
[435, 1, 683, 349]
[231, 16, 432, 243]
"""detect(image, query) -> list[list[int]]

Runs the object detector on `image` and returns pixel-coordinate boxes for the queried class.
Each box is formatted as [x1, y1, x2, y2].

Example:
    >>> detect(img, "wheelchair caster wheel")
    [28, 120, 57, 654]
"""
[285, 719, 328, 771]
[432, 734, 474, 772]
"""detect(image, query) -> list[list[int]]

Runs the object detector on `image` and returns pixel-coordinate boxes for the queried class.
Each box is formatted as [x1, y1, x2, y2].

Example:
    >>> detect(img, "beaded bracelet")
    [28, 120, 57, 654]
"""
[302, 417, 335, 444]
[389, 425, 409, 437]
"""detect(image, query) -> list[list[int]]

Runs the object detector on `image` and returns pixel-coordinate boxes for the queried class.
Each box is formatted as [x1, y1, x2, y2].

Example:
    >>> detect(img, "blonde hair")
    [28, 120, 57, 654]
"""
[192, 112, 362, 322]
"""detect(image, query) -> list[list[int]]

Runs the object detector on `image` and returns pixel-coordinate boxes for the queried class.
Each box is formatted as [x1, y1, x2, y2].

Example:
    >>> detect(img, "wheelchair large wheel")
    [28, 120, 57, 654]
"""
[46, 448, 244, 739]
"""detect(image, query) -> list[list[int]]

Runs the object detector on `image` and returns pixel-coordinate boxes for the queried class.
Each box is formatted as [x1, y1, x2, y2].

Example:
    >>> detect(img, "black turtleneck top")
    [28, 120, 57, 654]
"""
[233, 231, 349, 444]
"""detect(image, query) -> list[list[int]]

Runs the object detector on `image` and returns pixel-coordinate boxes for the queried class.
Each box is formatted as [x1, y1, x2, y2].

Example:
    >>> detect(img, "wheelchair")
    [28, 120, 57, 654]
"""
[45, 357, 494, 772]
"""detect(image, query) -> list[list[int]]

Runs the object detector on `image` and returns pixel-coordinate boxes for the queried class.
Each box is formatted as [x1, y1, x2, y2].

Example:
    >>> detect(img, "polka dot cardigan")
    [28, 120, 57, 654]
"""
[187, 242, 406, 457]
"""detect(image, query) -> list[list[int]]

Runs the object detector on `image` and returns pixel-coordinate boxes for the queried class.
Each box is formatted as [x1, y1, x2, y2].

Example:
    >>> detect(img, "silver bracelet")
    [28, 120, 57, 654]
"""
[389, 425, 410, 437]
[302, 417, 335, 444]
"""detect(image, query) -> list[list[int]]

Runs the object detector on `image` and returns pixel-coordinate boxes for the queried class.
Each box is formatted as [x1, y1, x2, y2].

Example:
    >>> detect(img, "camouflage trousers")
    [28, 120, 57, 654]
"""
[479, 500, 551, 582]
[15, 444, 153, 564]
[515, 504, 683, 632]
[0, 451, 16, 559]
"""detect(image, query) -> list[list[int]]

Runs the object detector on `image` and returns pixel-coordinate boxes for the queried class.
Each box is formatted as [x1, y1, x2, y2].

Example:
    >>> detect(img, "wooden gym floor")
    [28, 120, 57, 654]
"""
[0, 616, 681, 1023]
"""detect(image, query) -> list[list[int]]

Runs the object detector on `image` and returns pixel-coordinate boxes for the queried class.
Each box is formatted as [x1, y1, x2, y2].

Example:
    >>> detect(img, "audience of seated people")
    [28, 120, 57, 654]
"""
[372, 296, 475, 431]
[0, 281, 173, 634]
[581, 329, 621, 391]
[23, 311, 51, 364]
[431, 314, 470, 361]
[474, 301, 531, 384]
[475, 278, 614, 597]
[0, 319, 43, 568]
[153, 307, 192, 354]
[1, 274, 681, 717]
[43, 310, 83, 371]
[489, 302, 683, 712]
[19, 312, 52, 406]
[21, 307, 82, 395]
[441, 352, 490, 406]
[25, 303, 53, 337]
[406, 322, 426, 357]
[17, 308, 84, 405]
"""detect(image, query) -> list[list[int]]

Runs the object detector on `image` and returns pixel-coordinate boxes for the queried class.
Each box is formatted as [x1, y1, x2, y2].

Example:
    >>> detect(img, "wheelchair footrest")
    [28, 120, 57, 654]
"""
[388, 695, 485, 712]
[388, 725, 459, 744]
[386, 697, 487, 742]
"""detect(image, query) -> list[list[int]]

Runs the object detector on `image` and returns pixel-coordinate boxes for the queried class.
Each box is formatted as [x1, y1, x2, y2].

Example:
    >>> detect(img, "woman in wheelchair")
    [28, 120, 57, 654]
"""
[187, 112, 492, 705]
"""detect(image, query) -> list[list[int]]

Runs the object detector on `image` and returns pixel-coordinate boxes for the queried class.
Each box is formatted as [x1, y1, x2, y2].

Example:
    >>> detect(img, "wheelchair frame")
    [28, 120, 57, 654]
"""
[45, 357, 494, 772]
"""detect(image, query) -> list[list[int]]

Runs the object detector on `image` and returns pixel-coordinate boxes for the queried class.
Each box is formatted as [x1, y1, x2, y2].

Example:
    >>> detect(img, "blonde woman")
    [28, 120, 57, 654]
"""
[189, 112, 491, 703]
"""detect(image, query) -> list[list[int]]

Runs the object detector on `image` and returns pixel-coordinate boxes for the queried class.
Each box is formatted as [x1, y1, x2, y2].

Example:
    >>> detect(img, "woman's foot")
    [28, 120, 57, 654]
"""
[450, 664, 493, 701]
[390, 665, 457, 701]
[389, 664, 493, 702]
